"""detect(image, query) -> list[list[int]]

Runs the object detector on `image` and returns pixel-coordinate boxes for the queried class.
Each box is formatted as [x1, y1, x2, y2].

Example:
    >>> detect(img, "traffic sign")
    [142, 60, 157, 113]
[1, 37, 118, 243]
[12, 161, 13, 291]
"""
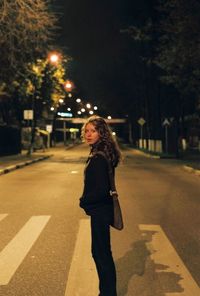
[46, 125, 52, 133]
[163, 118, 170, 126]
[24, 110, 33, 120]
[138, 117, 146, 126]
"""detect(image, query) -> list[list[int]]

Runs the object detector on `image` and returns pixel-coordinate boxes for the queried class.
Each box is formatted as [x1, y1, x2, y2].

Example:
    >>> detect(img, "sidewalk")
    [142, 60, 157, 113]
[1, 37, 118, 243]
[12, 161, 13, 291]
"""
[0, 150, 52, 176]
[0, 143, 77, 176]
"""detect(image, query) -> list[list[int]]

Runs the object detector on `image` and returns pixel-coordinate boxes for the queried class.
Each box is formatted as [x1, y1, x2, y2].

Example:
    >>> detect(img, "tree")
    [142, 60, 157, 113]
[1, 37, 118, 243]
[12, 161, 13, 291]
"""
[154, 0, 200, 110]
[120, 22, 164, 142]
[14, 54, 70, 153]
[0, 0, 57, 85]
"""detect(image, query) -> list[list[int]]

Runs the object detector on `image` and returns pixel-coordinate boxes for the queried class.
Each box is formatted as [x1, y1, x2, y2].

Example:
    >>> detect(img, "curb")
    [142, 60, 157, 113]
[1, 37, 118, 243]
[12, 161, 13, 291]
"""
[0, 154, 53, 176]
[133, 149, 161, 159]
[183, 165, 200, 176]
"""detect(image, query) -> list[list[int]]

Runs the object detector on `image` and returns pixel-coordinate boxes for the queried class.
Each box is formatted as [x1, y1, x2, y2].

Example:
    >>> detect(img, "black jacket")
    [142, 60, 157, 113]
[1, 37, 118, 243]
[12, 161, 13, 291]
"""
[79, 153, 113, 215]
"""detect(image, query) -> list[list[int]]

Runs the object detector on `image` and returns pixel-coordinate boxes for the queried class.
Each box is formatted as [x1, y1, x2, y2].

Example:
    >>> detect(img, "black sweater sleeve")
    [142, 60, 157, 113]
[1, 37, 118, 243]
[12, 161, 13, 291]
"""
[79, 154, 112, 214]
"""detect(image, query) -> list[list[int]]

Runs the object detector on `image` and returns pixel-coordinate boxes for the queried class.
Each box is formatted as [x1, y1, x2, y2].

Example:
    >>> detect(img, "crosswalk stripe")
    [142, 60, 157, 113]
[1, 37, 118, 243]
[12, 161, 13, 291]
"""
[65, 219, 98, 296]
[0, 214, 8, 222]
[139, 224, 200, 296]
[0, 215, 51, 286]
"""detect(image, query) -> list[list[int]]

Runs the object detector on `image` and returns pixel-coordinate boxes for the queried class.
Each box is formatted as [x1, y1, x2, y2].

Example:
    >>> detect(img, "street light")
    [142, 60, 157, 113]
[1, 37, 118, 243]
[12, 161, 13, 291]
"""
[48, 52, 60, 65]
[86, 103, 91, 109]
[76, 98, 81, 103]
[64, 80, 73, 91]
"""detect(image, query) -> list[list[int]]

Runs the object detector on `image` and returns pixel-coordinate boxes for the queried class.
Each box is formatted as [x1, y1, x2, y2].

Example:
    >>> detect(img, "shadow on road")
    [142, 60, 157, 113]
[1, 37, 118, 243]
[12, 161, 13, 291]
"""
[116, 240, 150, 296]
[115, 235, 183, 296]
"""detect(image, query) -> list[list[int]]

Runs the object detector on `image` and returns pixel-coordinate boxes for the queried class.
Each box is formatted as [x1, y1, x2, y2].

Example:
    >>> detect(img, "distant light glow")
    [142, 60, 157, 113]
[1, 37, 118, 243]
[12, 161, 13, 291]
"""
[81, 108, 86, 112]
[107, 116, 112, 120]
[57, 112, 72, 118]
[67, 107, 71, 111]
[70, 128, 79, 132]
[86, 103, 91, 109]
[76, 98, 81, 103]
[94, 106, 98, 110]
[59, 99, 64, 103]
[50, 107, 55, 111]
[77, 111, 81, 115]
[64, 80, 73, 90]
[89, 110, 94, 115]
[49, 53, 59, 64]
[68, 93, 72, 98]
[112, 132, 116, 136]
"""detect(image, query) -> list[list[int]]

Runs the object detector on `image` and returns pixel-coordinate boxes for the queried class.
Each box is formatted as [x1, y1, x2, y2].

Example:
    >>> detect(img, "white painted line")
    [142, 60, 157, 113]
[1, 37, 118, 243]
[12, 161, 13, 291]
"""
[65, 219, 98, 296]
[0, 215, 51, 285]
[139, 224, 200, 296]
[70, 170, 79, 174]
[0, 214, 8, 222]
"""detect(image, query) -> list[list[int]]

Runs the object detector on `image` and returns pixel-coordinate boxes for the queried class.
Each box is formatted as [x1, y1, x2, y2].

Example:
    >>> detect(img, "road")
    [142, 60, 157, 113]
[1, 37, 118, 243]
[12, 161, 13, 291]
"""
[0, 144, 199, 296]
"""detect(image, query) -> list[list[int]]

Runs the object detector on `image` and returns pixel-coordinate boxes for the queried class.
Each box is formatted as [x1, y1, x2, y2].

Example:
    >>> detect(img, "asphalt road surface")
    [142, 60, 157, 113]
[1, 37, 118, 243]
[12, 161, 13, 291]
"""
[0, 144, 199, 296]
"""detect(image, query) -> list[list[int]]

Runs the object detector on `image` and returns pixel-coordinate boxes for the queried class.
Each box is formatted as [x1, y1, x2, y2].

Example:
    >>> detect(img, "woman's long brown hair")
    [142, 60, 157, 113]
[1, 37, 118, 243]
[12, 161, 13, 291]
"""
[81, 116, 121, 167]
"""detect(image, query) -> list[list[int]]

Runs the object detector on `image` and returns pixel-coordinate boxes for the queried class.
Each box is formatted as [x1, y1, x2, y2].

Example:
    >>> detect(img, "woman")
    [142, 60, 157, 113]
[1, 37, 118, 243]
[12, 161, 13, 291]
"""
[79, 115, 121, 296]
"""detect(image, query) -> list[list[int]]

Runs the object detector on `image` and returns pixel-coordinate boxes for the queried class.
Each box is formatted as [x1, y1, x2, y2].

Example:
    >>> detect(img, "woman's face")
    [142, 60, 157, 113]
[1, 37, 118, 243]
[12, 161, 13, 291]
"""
[84, 123, 100, 145]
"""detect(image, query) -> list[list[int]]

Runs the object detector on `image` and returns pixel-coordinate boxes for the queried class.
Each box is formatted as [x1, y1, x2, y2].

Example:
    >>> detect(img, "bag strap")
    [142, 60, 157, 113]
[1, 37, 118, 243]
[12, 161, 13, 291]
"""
[94, 151, 118, 197]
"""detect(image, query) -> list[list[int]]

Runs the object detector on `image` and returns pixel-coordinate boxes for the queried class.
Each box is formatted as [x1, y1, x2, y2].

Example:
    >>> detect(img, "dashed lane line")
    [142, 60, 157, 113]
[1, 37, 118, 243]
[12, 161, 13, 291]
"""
[65, 219, 98, 296]
[139, 224, 200, 296]
[0, 215, 51, 285]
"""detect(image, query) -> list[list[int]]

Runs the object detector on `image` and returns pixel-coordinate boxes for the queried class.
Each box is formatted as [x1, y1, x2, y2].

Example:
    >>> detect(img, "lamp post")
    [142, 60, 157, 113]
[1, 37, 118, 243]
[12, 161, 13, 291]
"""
[46, 51, 62, 146]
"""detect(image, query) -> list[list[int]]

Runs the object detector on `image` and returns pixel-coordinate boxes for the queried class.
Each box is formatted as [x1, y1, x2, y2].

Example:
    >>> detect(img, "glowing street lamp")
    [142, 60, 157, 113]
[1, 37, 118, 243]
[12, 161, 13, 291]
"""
[89, 110, 94, 115]
[48, 52, 60, 65]
[86, 103, 91, 109]
[107, 115, 112, 120]
[76, 98, 81, 103]
[94, 106, 98, 110]
[64, 80, 73, 91]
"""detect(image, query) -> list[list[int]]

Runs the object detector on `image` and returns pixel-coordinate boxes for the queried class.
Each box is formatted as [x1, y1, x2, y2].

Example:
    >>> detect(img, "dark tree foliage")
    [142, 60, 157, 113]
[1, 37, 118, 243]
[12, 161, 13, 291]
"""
[155, 0, 200, 111]
[0, 0, 57, 85]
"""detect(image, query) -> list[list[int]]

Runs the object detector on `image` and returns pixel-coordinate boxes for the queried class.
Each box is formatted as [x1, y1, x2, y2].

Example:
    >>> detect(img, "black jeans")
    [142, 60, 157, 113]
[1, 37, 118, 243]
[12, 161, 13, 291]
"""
[91, 209, 117, 296]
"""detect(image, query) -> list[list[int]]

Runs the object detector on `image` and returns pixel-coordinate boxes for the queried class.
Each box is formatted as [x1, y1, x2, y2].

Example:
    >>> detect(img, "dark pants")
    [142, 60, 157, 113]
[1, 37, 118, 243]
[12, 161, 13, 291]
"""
[91, 209, 117, 296]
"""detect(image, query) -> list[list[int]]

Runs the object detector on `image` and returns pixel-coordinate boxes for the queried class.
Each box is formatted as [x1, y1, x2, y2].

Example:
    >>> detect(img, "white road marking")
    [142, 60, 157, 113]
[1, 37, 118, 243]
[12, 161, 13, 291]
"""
[0, 214, 8, 222]
[0, 215, 51, 285]
[70, 170, 79, 174]
[65, 219, 98, 296]
[139, 224, 200, 296]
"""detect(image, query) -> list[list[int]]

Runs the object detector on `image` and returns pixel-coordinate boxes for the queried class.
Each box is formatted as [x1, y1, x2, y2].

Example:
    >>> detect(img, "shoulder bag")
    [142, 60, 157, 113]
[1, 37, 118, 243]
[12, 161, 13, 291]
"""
[95, 151, 124, 230]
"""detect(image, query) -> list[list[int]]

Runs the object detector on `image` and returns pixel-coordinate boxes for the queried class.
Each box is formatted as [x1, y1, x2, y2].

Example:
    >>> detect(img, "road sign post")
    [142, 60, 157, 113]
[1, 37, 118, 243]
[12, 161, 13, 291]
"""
[137, 117, 146, 148]
[163, 118, 170, 154]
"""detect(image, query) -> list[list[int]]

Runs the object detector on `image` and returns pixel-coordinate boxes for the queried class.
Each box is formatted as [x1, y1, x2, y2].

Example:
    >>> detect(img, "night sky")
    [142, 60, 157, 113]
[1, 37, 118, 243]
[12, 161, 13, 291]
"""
[56, 0, 156, 114]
